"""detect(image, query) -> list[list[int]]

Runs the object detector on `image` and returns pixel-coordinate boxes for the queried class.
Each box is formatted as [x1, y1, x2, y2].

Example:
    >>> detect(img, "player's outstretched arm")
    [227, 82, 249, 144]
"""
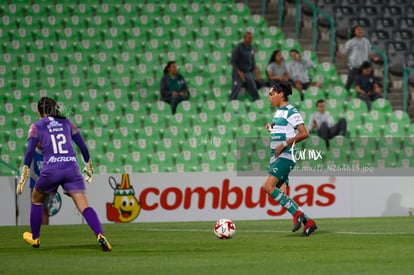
[17, 137, 38, 195]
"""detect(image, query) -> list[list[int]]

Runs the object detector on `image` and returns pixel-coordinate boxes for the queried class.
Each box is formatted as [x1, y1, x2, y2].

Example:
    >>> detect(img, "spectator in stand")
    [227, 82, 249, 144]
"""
[266, 49, 290, 87]
[336, 25, 380, 91]
[308, 99, 347, 148]
[229, 31, 263, 101]
[355, 61, 383, 111]
[287, 49, 321, 101]
[160, 61, 190, 114]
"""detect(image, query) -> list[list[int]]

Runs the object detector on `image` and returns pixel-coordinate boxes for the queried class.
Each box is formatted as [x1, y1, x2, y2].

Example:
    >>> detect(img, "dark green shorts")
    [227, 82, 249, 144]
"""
[268, 157, 295, 186]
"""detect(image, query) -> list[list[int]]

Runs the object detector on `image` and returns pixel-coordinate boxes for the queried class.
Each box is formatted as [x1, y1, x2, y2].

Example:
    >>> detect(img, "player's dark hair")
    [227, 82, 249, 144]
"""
[289, 49, 300, 55]
[272, 81, 292, 101]
[316, 99, 325, 106]
[163, 61, 176, 74]
[351, 24, 361, 38]
[268, 49, 282, 65]
[37, 97, 66, 118]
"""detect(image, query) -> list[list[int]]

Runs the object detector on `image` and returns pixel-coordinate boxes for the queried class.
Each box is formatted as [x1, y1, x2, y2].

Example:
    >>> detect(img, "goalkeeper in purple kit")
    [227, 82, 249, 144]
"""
[17, 97, 112, 251]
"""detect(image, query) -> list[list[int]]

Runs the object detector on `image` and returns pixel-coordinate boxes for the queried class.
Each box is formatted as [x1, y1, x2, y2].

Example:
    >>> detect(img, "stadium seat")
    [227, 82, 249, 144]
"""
[329, 85, 349, 100]
[298, 98, 316, 114]
[362, 110, 387, 125]
[358, 122, 383, 138]
[387, 110, 411, 126]
[371, 98, 393, 113]
[289, 88, 302, 107]
[306, 86, 325, 101]
[330, 135, 351, 151]
[382, 122, 407, 137]
[373, 148, 397, 168]
[314, 62, 340, 88]
[325, 147, 349, 167]
[325, 99, 345, 119]
[369, 29, 391, 52]
[303, 135, 327, 152]
[352, 146, 374, 167]
[382, 132, 403, 149]
[345, 98, 368, 113]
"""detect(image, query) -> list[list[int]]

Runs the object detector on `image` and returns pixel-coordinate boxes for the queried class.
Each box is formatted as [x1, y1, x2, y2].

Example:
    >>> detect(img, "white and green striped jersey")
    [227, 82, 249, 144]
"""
[269, 104, 304, 162]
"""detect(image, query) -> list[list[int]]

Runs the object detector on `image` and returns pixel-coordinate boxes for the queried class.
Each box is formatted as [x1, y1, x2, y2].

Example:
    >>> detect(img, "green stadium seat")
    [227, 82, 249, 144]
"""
[329, 85, 349, 100]
[150, 101, 171, 116]
[325, 98, 345, 120]
[245, 99, 266, 113]
[384, 110, 411, 134]
[250, 14, 268, 28]
[373, 148, 397, 168]
[352, 146, 374, 167]
[231, 3, 251, 16]
[387, 110, 411, 126]
[330, 135, 351, 151]
[233, 124, 256, 138]
[381, 135, 402, 151]
[371, 98, 393, 113]
[299, 98, 316, 115]
[303, 135, 328, 152]
[198, 99, 221, 114]
[174, 100, 195, 115]
[306, 86, 325, 100]
[353, 134, 377, 153]
[362, 110, 387, 125]
[190, 112, 211, 127]
[278, 38, 301, 53]
[223, 100, 246, 114]
[216, 111, 240, 128]
[358, 122, 383, 138]
[314, 62, 339, 87]
[302, 49, 319, 65]
[168, 113, 191, 128]
[345, 98, 369, 113]
[382, 122, 407, 137]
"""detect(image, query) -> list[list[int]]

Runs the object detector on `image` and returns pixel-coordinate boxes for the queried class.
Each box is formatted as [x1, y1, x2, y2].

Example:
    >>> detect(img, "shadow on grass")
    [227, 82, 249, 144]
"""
[37, 244, 99, 251]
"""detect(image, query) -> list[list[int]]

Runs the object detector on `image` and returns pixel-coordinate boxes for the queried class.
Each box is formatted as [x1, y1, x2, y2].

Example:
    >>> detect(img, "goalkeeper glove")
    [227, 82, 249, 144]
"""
[17, 165, 29, 195]
[83, 160, 93, 184]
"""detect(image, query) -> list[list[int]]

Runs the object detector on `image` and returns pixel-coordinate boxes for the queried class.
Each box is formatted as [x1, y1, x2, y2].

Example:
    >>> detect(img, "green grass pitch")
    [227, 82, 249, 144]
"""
[1, 217, 414, 275]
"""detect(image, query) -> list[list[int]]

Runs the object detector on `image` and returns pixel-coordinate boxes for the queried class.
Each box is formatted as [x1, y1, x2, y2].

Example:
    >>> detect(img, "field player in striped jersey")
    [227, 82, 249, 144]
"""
[16, 97, 112, 251]
[263, 81, 317, 237]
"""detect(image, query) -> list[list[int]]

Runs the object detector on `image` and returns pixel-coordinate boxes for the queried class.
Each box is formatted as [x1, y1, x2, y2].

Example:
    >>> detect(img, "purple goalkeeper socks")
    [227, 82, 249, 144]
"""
[82, 207, 104, 237]
[30, 203, 43, 239]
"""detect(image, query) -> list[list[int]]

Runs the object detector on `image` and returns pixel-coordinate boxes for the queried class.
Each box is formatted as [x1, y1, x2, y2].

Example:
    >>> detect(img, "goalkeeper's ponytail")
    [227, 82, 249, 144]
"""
[37, 97, 66, 119]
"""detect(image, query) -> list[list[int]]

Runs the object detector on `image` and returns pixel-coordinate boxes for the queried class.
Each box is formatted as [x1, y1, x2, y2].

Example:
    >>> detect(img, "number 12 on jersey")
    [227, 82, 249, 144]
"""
[51, 133, 69, 154]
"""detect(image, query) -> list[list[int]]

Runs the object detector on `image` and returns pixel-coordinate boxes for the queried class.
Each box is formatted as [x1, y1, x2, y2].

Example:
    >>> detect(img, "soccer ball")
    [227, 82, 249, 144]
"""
[214, 218, 236, 239]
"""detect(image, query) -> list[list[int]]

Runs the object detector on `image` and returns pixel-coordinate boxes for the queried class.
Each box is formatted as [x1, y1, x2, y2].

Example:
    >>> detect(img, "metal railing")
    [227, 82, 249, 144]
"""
[371, 45, 388, 98]
[294, 0, 335, 63]
[402, 67, 414, 112]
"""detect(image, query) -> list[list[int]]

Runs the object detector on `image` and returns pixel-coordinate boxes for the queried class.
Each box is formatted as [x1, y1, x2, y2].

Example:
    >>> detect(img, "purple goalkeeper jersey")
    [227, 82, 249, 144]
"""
[28, 117, 79, 170]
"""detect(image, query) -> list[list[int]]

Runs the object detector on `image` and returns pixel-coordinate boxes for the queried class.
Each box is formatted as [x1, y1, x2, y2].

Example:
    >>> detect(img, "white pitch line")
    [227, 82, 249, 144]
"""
[129, 228, 414, 235]
[334, 231, 414, 235]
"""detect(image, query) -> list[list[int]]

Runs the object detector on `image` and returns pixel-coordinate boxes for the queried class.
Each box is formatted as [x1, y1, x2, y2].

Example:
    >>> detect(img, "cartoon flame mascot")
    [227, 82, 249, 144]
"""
[106, 174, 141, 223]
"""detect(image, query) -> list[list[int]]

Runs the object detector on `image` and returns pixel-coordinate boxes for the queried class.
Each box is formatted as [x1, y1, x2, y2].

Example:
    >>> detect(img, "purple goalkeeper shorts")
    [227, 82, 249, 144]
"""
[35, 164, 86, 194]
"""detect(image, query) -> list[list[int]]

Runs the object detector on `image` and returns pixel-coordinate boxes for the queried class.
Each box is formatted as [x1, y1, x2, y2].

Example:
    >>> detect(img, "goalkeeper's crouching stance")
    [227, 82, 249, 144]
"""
[17, 97, 112, 252]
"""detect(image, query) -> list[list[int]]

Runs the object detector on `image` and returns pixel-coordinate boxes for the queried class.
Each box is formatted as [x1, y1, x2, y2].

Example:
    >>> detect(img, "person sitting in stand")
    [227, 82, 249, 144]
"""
[266, 49, 290, 87]
[160, 61, 190, 114]
[354, 61, 383, 111]
[287, 49, 321, 101]
[308, 99, 347, 148]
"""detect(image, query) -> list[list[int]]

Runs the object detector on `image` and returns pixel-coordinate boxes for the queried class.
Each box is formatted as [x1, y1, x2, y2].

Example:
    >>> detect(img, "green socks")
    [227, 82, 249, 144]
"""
[271, 188, 300, 216]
